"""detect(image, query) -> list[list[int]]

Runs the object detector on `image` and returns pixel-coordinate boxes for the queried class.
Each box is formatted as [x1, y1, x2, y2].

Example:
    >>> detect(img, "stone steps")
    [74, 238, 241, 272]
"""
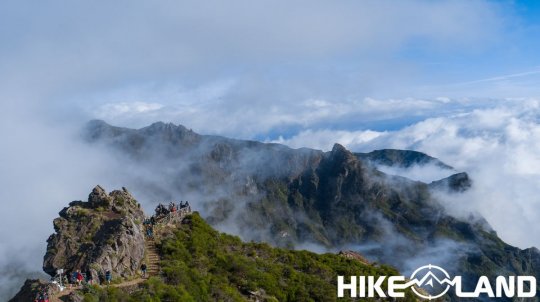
[144, 237, 161, 278]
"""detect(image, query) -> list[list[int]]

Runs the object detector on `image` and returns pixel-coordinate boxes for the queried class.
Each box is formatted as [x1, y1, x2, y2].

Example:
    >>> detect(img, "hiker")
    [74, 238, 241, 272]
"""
[71, 271, 78, 287]
[146, 225, 153, 238]
[105, 270, 112, 284]
[86, 269, 93, 285]
[76, 270, 83, 286]
[141, 263, 147, 277]
[155, 204, 165, 216]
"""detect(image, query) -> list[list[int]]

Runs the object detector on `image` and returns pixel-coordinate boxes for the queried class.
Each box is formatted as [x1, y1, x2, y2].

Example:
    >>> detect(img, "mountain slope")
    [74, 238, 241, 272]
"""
[84, 120, 540, 300]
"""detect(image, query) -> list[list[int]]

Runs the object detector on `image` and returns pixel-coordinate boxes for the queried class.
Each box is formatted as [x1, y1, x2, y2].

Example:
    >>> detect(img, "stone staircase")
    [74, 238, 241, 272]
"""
[144, 238, 160, 277]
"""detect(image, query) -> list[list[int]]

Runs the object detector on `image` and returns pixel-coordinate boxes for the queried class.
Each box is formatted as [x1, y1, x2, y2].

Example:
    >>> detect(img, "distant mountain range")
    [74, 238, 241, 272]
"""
[84, 120, 540, 301]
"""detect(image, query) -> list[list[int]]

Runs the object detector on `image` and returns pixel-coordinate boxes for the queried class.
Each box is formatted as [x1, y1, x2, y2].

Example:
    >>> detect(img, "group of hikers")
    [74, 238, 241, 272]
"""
[59, 269, 112, 288]
[143, 201, 191, 238]
[154, 200, 191, 217]
[39, 270, 112, 301]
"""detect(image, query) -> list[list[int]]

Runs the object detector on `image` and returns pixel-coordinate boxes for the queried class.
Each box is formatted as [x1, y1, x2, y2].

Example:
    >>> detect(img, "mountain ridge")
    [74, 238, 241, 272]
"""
[83, 120, 540, 301]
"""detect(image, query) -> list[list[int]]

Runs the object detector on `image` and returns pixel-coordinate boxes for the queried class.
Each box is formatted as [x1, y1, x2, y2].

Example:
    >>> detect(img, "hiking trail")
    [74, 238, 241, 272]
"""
[144, 236, 160, 278]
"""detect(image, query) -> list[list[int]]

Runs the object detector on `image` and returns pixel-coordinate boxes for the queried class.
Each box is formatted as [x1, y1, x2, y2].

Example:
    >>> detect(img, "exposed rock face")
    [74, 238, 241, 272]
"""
[429, 172, 472, 192]
[43, 186, 145, 283]
[8, 279, 60, 302]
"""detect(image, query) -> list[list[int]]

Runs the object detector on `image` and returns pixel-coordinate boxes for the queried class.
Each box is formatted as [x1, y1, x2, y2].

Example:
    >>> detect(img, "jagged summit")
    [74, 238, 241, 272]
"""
[429, 172, 472, 192]
[141, 121, 188, 131]
[329, 143, 357, 164]
[43, 186, 145, 281]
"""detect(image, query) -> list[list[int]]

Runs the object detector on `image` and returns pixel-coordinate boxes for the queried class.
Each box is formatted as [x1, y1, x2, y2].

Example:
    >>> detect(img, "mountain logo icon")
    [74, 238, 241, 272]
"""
[409, 264, 453, 300]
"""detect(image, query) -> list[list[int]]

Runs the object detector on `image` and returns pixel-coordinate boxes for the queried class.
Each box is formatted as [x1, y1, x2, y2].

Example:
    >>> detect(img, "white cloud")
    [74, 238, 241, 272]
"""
[96, 102, 164, 118]
[271, 129, 384, 151]
[84, 91, 496, 138]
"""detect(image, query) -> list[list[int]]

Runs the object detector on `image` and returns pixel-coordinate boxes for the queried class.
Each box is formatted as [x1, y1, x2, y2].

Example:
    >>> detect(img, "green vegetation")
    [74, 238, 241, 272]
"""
[78, 213, 417, 301]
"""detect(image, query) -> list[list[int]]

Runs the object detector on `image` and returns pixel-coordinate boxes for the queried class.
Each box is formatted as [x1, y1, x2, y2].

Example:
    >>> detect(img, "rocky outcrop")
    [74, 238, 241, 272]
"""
[355, 148, 454, 169]
[43, 186, 145, 283]
[429, 172, 472, 192]
[8, 279, 61, 302]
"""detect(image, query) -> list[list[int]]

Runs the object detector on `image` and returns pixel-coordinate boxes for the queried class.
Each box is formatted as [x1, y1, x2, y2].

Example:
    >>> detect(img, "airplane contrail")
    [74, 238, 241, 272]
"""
[453, 68, 540, 86]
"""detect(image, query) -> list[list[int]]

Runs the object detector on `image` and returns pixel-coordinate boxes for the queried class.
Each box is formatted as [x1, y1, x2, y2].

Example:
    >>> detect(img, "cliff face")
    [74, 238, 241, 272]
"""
[43, 185, 145, 283]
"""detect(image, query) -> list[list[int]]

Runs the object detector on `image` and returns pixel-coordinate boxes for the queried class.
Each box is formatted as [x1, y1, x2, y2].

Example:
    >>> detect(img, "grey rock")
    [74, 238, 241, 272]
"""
[43, 186, 145, 284]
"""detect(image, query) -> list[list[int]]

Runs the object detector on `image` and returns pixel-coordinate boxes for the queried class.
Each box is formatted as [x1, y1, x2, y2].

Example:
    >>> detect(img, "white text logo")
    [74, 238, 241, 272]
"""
[338, 264, 536, 300]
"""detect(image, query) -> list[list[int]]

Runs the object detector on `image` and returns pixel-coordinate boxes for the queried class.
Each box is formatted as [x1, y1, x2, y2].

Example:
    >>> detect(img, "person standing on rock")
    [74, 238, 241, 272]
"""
[141, 263, 147, 278]
[71, 271, 78, 287]
[146, 225, 153, 238]
[105, 270, 112, 284]
[76, 270, 83, 286]
[62, 275, 69, 288]
[86, 269, 93, 285]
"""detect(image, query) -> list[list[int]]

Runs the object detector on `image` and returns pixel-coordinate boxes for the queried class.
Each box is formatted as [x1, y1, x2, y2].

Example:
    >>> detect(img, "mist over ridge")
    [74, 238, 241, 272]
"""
[73, 119, 539, 299]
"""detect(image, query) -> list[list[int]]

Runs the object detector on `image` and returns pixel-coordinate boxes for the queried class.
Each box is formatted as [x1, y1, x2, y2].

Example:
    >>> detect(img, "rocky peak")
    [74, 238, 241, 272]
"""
[43, 186, 145, 284]
[328, 144, 358, 167]
[322, 143, 363, 178]
[139, 121, 200, 147]
[88, 185, 110, 208]
[330, 143, 353, 158]
[140, 121, 192, 137]
[429, 172, 472, 192]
